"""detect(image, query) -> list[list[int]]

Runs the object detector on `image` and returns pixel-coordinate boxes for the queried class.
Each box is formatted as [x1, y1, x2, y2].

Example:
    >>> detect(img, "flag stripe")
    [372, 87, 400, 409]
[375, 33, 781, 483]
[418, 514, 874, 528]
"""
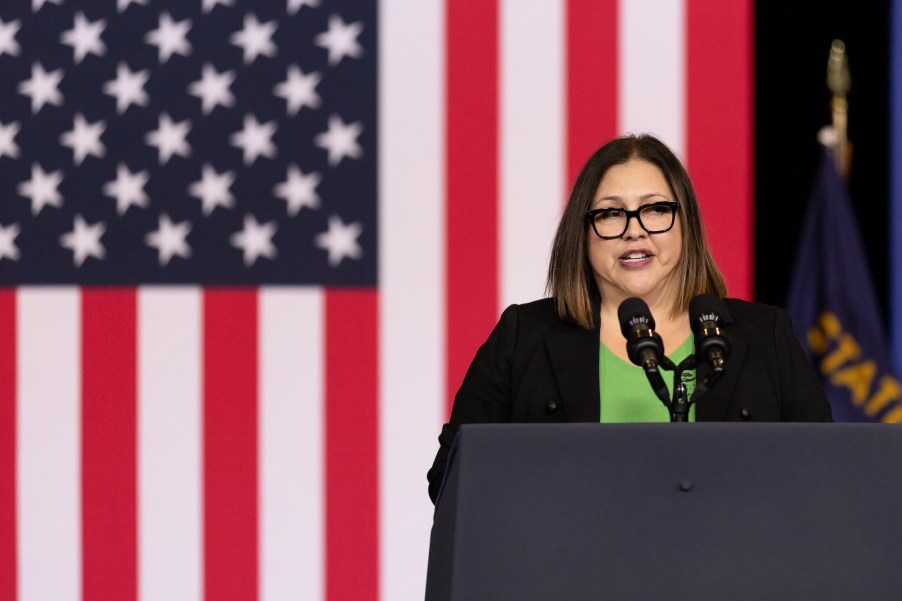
[203, 290, 258, 601]
[565, 0, 619, 185]
[0, 291, 16, 601]
[445, 0, 500, 414]
[620, 0, 685, 153]
[138, 288, 202, 601]
[499, 0, 565, 309]
[686, 0, 754, 297]
[378, 0, 445, 598]
[325, 290, 379, 600]
[18, 288, 81, 601]
[81, 289, 137, 601]
[259, 288, 324, 601]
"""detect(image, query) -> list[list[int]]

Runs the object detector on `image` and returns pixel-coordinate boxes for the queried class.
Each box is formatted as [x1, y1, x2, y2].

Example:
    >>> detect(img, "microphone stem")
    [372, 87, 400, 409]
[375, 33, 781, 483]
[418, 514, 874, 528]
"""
[671, 381, 690, 422]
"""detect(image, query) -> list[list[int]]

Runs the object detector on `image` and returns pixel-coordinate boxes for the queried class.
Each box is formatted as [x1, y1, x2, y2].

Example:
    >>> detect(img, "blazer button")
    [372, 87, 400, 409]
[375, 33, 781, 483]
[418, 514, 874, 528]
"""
[739, 405, 751, 421]
[545, 399, 558, 414]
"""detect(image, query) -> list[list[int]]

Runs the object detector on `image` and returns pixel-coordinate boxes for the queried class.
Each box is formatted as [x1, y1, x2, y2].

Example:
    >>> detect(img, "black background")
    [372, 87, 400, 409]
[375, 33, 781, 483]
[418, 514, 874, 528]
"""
[755, 1, 889, 313]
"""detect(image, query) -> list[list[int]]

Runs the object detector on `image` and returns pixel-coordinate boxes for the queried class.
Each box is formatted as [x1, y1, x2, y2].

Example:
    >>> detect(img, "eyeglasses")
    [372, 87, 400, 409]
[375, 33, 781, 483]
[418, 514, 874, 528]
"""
[586, 201, 680, 239]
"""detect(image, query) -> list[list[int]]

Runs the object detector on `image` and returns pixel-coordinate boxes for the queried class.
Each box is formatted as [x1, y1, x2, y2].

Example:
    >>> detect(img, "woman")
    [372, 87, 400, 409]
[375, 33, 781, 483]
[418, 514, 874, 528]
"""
[427, 134, 831, 503]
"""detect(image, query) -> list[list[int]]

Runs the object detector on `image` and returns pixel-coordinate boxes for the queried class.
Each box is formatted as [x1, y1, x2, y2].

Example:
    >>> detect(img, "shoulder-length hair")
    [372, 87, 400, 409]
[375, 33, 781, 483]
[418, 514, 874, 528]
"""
[547, 133, 727, 329]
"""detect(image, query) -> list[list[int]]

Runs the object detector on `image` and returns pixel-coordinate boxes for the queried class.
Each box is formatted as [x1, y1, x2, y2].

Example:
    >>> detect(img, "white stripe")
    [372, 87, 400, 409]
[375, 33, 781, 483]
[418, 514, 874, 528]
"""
[138, 288, 202, 601]
[378, 0, 445, 598]
[619, 0, 686, 156]
[259, 287, 324, 601]
[499, 0, 565, 308]
[17, 288, 81, 601]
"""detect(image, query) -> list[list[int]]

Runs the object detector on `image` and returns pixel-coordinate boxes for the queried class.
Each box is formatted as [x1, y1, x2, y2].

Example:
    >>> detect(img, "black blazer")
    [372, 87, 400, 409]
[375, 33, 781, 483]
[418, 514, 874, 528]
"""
[428, 297, 832, 503]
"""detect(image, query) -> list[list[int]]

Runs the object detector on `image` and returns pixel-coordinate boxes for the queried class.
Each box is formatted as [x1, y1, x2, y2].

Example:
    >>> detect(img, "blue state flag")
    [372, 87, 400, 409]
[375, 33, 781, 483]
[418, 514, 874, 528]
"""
[787, 146, 902, 422]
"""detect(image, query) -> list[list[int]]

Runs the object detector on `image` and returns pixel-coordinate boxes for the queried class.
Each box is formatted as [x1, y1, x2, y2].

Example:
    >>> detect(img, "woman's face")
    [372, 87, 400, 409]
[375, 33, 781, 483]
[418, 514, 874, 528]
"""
[587, 158, 683, 309]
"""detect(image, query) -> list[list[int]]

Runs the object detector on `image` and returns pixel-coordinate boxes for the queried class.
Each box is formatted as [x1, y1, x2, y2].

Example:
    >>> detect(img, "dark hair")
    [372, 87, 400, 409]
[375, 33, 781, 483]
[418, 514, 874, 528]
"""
[546, 133, 727, 329]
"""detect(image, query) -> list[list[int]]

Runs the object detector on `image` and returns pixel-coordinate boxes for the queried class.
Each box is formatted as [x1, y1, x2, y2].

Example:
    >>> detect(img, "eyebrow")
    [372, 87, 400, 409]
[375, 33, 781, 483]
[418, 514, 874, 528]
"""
[598, 193, 669, 201]
[593, 193, 671, 206]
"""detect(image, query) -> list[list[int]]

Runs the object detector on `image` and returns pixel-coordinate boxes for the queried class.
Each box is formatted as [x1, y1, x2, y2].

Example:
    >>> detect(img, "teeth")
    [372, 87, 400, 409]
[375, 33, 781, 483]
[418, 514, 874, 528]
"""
[622, 252, 649, 261]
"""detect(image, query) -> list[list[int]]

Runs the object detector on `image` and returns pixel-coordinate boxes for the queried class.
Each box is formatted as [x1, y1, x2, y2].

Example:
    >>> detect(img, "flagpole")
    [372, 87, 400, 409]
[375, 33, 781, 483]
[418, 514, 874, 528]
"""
[827, 39, 852, 179]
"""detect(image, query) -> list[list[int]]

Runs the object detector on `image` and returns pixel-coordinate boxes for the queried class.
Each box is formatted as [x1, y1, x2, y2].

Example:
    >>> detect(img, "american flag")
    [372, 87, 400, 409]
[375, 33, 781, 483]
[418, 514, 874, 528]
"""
[0, 0, 753, 600]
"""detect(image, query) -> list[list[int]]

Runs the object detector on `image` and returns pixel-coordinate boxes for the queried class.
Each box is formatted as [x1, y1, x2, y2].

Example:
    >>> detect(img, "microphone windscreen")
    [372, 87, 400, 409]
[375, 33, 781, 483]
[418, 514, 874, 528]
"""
[689, 294, 726, 333]
[617, 297, 655, 339]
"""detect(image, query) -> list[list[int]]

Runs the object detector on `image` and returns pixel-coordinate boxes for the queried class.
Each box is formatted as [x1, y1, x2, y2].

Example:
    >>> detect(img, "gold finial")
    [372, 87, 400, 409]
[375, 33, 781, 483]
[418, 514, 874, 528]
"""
[827, 39, 852, 179]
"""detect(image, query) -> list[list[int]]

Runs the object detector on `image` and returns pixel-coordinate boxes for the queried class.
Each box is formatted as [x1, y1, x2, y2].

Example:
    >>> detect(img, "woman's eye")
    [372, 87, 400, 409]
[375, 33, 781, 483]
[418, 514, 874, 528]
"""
[642, 205, 668, 216]
[597, 209, 623, 220]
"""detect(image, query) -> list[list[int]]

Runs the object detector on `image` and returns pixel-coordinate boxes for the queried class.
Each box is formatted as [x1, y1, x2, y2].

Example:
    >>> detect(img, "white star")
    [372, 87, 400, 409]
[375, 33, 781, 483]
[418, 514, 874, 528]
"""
[230, 114, 277, 165]
[202, 0, 234, 13]
[0, 18, 21, 57]
[230, 214, 277, 267]
[60, 214, 106, 267]
[60, 12, 106, 64]
[18, 63, 64, 114]
[188, 64, 235, 115]
[145, 113, 191, 164]
[145, 12, 192, 64]
[117, 0, 149, 12]
[0, 222, 21, 262]
[188, 164, 235, 216]
[33, 0, 64, 12]
[229, 14, 277, 65]
[146, 213, 191, 266]
[17, 163, 63, 215]
[60, 113, 106, 165]
[274, 165, 320, 216]
[314, 14, 363, 66]
[102, 63, 150, 114]
[315, 214, 363, 267]
[288, 0, 320, 16]
[274, 65, 321, 115]
[103, 163, 149, 215]
[0, 121, 21, 159]
[314, 114, 362, 166]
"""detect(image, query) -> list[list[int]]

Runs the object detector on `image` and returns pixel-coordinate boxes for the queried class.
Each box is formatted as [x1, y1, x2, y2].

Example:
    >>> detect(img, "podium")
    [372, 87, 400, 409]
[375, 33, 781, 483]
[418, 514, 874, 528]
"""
[426, 423, 902, 600]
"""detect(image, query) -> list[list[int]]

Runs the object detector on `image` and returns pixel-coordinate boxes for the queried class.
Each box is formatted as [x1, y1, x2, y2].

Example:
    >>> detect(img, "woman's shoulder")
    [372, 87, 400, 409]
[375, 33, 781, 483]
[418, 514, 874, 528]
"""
[503, 297, 567, 323]
[722, 297, 792, 331]
[512, 296, 557, 314]
[496, 297, 576, 335]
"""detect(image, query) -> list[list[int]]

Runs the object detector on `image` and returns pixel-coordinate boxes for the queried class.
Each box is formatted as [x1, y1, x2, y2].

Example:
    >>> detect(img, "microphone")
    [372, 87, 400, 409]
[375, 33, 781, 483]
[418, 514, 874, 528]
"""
[689, 294, 732, 370]
[617, 297, 669, 404]
[618, 297, 665, 370]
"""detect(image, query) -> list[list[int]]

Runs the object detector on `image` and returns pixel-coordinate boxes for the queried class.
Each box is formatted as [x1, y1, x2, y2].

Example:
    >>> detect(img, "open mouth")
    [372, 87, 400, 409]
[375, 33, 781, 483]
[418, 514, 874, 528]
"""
[620, 251, 652, 263]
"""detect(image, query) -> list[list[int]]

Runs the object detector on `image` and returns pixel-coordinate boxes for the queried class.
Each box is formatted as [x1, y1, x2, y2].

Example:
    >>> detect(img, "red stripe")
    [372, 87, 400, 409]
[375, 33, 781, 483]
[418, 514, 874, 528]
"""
[566, 0, 619, 186]
[81, 289, 137, 601]
[445, 0, 499, 416]
[325, 289, 379, 600]
[203, 290, 258, 601]
[0, 291, 16, 601]
[686, 0, 754, 299]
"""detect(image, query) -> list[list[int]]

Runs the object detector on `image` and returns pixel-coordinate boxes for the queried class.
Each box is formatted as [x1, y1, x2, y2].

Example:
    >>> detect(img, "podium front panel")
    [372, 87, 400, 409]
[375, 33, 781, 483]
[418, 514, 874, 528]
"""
[426, 423, 902, 600]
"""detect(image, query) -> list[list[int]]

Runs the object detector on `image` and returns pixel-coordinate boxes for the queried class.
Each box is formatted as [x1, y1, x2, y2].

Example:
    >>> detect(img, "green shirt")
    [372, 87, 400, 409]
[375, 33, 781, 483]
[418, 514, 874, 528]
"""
[599, 335, 696, 423]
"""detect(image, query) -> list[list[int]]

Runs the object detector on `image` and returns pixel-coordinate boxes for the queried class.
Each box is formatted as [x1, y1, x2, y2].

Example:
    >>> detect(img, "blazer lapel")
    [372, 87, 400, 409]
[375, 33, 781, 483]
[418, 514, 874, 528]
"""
[545, 325, 600, 422]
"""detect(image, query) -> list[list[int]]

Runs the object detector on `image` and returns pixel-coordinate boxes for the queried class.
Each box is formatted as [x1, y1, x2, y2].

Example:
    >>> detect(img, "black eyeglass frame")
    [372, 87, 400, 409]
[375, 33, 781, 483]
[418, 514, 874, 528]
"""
[585, 201, 680, 240]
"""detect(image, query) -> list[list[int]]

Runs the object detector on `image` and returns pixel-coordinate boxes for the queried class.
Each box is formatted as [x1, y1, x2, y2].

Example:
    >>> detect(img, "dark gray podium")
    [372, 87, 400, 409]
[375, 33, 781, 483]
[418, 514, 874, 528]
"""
[426, 423, 902, 600]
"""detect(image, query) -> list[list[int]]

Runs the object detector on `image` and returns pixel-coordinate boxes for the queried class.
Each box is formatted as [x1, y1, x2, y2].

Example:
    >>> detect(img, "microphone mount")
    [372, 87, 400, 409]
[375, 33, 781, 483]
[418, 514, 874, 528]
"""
[652, 345, 733, 422]
[617, 296, 730, 422]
